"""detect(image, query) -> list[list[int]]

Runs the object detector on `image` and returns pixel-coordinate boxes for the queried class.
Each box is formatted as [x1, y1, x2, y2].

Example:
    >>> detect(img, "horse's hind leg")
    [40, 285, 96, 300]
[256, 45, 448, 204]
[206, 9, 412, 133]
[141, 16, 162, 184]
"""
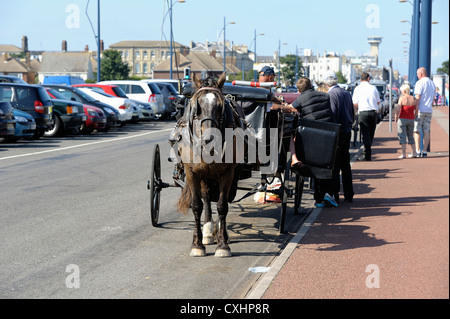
[202, 181, 216, 245]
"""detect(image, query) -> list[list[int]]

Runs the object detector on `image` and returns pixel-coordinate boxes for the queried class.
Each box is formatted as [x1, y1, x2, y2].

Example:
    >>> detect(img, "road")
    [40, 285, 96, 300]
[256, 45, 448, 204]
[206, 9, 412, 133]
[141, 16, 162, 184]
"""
[0, 120, 310, 299]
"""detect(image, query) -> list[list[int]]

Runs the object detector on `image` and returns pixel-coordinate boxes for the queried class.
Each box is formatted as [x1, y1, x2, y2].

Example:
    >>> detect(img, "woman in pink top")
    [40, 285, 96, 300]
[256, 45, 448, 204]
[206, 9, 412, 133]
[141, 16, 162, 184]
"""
[395, 84, 418, 158]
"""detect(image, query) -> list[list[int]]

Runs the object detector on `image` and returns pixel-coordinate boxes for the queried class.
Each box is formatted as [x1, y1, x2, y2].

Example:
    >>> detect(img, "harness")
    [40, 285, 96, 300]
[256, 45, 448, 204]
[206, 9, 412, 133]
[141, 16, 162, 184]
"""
[190, 87, 226, 132]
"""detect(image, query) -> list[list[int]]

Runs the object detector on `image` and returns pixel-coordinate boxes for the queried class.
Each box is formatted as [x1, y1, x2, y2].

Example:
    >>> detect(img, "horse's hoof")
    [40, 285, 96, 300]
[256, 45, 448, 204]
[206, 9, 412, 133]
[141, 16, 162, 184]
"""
[215, 249, 232, 258]
[202, 237, 215, 245]
[190, 248, 206, 257]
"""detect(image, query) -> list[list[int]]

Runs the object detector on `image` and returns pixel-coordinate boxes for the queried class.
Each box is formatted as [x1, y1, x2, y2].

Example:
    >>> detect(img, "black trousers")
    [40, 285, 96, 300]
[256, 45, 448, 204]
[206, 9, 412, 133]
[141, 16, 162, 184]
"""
[313, 178, 334, 203]
[358, 110, 378, 160]
[332, 130, 354, 202]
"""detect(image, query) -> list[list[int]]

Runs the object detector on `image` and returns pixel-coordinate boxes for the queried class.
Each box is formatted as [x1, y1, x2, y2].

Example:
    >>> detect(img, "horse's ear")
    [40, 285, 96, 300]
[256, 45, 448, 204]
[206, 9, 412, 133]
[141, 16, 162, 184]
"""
[193, 72, 202, 89]
[218, 72, 226, 89]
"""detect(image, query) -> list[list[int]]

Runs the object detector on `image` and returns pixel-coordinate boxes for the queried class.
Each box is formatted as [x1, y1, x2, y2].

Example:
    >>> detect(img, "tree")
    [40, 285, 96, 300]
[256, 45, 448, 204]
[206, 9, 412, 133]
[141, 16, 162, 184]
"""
[100, 49, 130, 81]
[437, 60, 449, 76]
[228, 69, 255, 82]
[336, 71, 348, 84]
[280, 54, 303, 86]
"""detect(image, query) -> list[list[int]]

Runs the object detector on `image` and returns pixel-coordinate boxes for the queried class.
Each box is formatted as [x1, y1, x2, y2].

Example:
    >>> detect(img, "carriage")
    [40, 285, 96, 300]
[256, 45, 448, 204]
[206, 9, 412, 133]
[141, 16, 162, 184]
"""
[147, 74, 340, 257]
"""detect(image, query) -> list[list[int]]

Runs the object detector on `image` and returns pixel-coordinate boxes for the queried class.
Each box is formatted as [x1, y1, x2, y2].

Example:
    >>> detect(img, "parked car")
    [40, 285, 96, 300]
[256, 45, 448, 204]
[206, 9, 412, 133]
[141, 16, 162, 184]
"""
[152, 82, 180, 117]
[99, 80, 165, 118]
[41, 85, 120, 131]
[0, 83, 53, 139]
[0, 101, 16, 139]
[142, 79, 187, 94]
[73, 84, 154, 121]
[77, 88, 134, 124]
[43, 89, 87, 137]
[81, 104, 107, 134]
[7, 108, 36, 142]
[0, 75, 28, 84]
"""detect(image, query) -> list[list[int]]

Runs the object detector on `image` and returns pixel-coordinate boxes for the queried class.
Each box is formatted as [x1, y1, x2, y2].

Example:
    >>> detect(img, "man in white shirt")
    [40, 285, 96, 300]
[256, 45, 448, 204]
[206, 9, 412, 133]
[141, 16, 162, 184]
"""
[414, 67, 436, 157]
[352, 72, 380, 161]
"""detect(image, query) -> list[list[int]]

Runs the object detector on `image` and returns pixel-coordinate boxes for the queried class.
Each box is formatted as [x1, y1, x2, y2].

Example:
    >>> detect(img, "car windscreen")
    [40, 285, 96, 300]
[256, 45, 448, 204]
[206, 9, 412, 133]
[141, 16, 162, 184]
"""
[146, 83, 162, 94]
[88, 90, 116, 98]
[111, 86, 128, 98]
[46, 88, 67, 100]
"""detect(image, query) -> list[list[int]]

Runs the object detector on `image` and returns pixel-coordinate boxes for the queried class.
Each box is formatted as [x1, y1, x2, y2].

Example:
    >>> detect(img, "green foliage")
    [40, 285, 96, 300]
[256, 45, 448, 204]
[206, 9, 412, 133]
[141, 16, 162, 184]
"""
[227, 69, 256, 82]
[336, 71, 348, 84]
[280, 54, 303, 86]
[100, 49, 130, 81]
[437, 60, 449, 75]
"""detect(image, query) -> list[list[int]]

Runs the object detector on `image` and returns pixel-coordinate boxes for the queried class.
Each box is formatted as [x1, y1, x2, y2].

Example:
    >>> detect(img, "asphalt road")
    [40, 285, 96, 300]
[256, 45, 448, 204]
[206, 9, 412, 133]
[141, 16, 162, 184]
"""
[0, 120, 310, 299]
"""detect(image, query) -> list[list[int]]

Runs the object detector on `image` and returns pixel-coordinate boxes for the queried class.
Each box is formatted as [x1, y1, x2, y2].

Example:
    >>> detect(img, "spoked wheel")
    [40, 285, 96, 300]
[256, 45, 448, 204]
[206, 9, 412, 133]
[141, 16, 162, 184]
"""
[148, 144, 161, 227]
[279, 156, 291, 234]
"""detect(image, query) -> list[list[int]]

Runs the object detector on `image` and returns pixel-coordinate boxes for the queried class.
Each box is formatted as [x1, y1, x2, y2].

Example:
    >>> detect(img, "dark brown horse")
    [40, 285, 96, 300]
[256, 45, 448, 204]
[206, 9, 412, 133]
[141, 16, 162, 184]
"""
[177, 72, 239, 257]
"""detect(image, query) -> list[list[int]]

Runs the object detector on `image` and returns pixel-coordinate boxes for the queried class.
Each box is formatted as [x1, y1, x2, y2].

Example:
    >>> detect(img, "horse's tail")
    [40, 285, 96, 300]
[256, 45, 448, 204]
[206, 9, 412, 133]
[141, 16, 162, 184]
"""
[177, 181, 192, 214]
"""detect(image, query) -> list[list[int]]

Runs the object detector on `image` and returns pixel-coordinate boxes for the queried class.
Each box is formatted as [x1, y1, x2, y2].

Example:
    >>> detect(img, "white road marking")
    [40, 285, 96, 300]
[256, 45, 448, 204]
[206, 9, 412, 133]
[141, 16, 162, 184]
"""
[0, 129, 172, 162]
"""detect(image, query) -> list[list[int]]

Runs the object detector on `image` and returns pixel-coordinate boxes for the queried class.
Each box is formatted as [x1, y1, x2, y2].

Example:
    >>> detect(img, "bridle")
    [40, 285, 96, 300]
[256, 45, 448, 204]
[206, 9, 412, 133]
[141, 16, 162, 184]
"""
[192, 87, 225, 129]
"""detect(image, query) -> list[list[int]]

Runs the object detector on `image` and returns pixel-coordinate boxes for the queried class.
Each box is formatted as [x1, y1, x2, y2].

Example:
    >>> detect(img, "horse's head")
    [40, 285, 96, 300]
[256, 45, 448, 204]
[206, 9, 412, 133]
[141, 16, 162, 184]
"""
[191, 72, 226, 144]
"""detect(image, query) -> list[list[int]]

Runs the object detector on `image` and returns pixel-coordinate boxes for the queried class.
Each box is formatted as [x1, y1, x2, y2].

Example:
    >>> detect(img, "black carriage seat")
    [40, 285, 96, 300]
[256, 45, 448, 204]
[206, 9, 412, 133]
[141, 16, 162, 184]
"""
[182, 83, 273, 131]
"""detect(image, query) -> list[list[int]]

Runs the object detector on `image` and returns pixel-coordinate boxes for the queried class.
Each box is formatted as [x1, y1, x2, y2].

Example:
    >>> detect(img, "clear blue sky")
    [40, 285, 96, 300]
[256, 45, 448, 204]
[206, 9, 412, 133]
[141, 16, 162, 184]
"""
[1, 0, 448, 77]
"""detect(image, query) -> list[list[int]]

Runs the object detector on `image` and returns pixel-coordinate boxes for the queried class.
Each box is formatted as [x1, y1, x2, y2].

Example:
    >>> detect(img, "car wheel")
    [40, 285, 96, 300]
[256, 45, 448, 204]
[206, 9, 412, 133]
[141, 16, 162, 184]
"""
[44, 115, 63, 137]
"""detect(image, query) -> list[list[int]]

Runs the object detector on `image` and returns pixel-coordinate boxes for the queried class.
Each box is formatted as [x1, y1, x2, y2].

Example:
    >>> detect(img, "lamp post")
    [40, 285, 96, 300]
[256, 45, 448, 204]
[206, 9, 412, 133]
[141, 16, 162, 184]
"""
[278, 40, 287, 86]
[169, 0, 186, 79]
[252, 30, 264, 81]
[419, 0, 432, 74]
[222, 17, 236, 74]
[97, 0, 101, 82]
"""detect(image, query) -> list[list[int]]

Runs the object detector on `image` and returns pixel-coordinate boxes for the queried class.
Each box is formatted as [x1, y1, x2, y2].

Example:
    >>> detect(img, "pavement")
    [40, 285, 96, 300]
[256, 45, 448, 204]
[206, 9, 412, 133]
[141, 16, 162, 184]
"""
[246, 107, 449, 299]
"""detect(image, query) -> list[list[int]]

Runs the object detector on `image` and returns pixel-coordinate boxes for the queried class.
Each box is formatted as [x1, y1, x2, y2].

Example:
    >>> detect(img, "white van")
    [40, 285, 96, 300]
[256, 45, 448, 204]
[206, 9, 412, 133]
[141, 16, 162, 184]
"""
[99, 80, 165, 117]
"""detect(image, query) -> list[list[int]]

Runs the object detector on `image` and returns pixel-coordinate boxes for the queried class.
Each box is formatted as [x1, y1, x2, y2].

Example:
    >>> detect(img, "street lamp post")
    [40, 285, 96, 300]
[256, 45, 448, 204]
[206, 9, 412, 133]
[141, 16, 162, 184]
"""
[169, 0, 186, 79]
[97, 0, 101, 82]
[419, 0, 432, 74]
[253, 30, 264, 81]
[222, 17, 236, 74]
[278, 40, 287, 86]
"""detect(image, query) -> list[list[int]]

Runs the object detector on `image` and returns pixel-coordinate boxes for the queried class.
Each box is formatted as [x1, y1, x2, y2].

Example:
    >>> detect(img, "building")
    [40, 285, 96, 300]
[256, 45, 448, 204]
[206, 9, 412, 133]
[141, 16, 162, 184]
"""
[0, 53, 38, 84]
[367, 36, 382, 67]
[190, 40, 253, 75]
[109, 40, 190, 78]
[153, 51, 236, 79]
[39, 51, 94, 83]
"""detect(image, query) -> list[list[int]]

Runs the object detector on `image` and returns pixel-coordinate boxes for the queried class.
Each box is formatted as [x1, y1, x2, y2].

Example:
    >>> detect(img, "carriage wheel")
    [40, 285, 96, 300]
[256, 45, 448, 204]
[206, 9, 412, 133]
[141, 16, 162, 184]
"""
[149, 144, 161, 227]
[294, 174, 305, 215]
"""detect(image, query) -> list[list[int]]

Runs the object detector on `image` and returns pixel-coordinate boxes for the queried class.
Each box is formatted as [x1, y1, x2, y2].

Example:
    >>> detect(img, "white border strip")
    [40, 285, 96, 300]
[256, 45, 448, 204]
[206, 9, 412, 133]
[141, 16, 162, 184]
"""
[0, 129, 172, 162]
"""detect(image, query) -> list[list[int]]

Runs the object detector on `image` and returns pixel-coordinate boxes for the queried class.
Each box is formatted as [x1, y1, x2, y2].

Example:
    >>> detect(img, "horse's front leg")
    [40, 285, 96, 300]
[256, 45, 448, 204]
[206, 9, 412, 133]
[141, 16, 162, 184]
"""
[201, 180, 216, 245]
[190, 181, 206, 257]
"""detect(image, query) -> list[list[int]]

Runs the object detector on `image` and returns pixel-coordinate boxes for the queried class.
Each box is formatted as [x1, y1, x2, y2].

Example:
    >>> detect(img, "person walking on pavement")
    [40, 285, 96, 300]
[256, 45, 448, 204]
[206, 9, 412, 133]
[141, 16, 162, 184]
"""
[414, 67, 436, 157]
[395, 84, 418, 159]
[352, 72, 380, 161]
[288, 77, 338, 208]
[324, 71, 355, 203]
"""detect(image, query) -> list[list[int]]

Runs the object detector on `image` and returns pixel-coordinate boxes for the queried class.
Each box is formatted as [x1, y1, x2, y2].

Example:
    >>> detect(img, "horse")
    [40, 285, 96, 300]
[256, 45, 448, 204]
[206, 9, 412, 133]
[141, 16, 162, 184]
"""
[177, 72, 240, 257]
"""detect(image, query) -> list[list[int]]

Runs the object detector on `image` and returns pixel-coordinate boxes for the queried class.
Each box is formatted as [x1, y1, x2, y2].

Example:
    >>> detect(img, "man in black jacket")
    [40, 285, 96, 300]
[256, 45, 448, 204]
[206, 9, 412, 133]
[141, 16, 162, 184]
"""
[324, 71, 354, 203]
[289, 77, 338, 207]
